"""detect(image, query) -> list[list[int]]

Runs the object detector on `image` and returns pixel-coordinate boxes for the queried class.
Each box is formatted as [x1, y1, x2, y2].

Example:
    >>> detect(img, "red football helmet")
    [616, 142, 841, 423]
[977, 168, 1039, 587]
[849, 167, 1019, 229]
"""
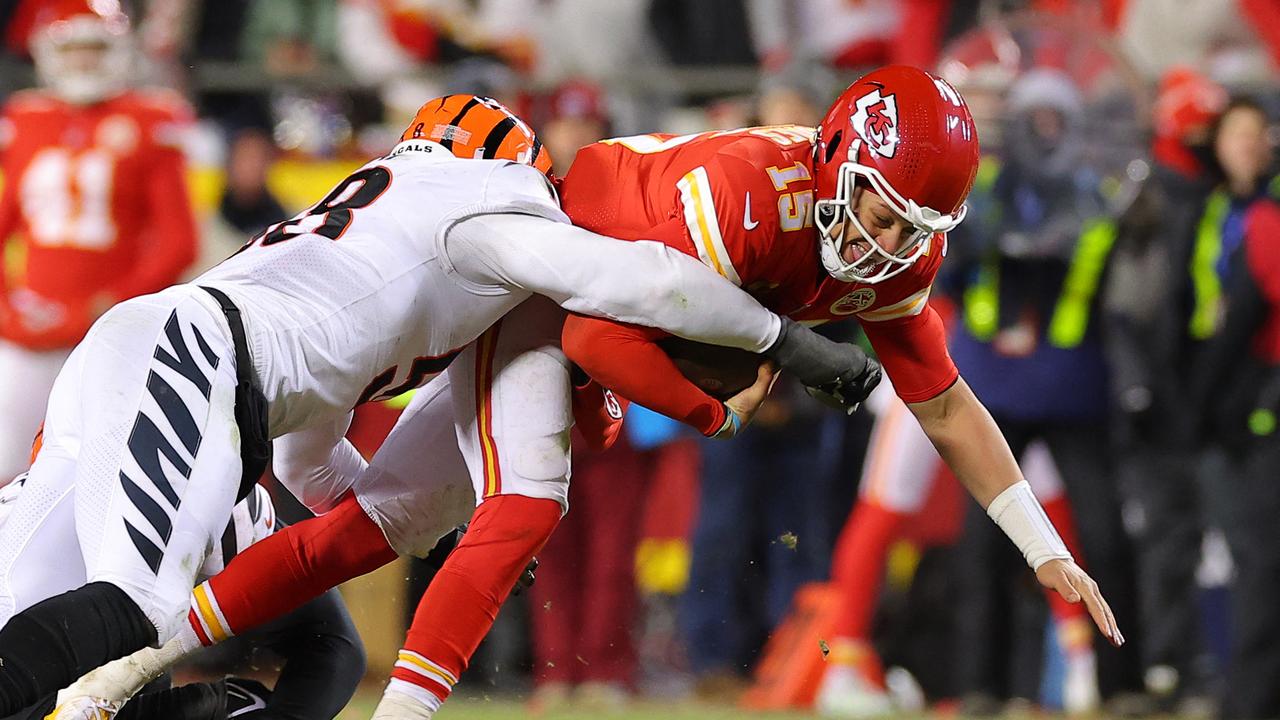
[813, 65, 980, 284]
[30, 0, 131, 105]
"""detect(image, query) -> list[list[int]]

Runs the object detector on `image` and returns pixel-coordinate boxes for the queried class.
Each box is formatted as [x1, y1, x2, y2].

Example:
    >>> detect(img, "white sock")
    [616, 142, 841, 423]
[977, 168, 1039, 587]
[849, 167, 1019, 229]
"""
[370, 679, 444, 719]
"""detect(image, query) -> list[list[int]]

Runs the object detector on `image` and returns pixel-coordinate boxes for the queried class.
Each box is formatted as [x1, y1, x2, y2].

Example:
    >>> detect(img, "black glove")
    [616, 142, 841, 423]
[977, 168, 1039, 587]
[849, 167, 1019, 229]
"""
[763, 317, 881, 410]
[805, 356, 882, 414]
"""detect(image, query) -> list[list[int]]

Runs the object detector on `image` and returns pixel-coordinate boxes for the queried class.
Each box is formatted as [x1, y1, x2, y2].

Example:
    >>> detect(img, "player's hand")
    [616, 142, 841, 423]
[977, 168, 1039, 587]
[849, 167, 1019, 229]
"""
[721, 361, 778, 435]
[1035, 557, 1124, 648]
[806, 355, 882, 414]
[763, 317, 880, 409]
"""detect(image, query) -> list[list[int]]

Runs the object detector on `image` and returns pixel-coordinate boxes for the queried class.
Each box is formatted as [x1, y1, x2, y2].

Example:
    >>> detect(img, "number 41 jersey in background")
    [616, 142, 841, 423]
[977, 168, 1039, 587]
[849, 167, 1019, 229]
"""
[0, 88, 198, 349]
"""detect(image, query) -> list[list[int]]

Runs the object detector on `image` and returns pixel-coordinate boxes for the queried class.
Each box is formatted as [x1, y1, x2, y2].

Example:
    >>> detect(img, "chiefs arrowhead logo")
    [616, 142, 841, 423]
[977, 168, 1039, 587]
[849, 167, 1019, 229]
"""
[603, 389, 623, 420]
[851, 89, 899, 159]
[830, 288, 877, 316]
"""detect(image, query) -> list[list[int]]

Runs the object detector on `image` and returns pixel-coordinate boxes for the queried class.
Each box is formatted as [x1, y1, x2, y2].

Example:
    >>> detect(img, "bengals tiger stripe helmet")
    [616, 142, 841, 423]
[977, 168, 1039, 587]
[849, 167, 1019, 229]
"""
[401, 94, 553, 176]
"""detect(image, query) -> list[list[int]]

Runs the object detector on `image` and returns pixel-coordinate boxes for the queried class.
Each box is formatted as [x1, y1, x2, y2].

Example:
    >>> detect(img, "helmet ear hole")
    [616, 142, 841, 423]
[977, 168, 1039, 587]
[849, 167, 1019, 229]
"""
[824, 130, 842, 164]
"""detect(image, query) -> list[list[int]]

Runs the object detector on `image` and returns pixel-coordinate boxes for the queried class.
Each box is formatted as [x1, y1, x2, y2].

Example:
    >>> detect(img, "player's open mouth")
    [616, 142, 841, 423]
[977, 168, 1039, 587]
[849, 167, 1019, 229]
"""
[843, 239, 874, 264]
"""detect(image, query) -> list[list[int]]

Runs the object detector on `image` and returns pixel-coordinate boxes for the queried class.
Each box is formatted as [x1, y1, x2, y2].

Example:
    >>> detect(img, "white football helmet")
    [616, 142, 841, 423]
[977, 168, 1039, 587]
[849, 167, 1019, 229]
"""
[30, 1, 132, 105]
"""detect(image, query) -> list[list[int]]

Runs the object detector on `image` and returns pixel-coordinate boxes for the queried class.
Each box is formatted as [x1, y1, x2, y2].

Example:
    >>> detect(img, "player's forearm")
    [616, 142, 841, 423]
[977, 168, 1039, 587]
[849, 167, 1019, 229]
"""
[909, 378, 1019, 507]
[446, 214, 782, 353]
[910, 378, 1071, 569]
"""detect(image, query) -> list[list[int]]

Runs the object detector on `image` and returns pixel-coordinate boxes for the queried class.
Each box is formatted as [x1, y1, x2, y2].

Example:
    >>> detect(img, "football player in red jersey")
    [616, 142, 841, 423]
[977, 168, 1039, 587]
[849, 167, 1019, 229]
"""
[0, 0, 198, 480]
[560, 67, 1122, 713]
[65, 70, 1122, 720]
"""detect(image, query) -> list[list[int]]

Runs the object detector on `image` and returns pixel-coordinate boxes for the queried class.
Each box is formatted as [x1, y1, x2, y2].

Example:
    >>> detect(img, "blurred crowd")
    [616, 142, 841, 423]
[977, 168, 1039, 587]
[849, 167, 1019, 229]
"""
[2, 0, 1280, 718]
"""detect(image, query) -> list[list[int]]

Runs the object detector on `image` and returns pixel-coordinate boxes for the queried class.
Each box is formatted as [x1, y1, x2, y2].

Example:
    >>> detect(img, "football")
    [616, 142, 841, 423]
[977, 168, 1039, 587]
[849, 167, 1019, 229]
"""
[656, 337, 764, 400]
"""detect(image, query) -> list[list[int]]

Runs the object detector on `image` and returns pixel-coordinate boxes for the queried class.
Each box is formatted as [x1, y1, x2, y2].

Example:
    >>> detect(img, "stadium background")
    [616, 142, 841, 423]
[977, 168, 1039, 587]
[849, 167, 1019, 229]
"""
[2, 0, 1280, 718]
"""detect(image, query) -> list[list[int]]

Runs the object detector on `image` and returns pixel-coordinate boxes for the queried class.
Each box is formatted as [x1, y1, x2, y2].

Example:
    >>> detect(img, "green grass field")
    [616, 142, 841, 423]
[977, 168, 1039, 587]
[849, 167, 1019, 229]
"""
[336, 690, 823, 719]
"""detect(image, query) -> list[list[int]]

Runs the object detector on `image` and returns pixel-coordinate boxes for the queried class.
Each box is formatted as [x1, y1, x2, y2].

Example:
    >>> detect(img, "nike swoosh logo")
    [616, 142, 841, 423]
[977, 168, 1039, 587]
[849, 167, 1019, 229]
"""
[743, 193, 759, 230]
[227, 684, 268, 717]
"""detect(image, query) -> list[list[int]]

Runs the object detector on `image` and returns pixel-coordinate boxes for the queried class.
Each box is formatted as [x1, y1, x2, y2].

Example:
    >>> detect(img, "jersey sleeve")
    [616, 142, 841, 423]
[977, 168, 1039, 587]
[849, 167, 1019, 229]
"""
[562, 313, 728, 436]
[856, 240, 958, 402]
[861, 304, 958, 403]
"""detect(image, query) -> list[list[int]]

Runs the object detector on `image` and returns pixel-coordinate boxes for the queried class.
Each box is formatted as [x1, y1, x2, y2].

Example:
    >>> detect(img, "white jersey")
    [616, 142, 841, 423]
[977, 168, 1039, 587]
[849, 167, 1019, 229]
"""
[196, 140, 567, 436]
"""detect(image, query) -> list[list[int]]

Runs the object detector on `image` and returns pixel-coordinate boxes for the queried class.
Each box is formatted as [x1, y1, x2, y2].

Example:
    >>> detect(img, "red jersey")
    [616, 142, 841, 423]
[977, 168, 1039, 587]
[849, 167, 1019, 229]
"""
[559, 127, 956, 435]
[1243, 199, 1280, 363]
[0, 88, 198, 349]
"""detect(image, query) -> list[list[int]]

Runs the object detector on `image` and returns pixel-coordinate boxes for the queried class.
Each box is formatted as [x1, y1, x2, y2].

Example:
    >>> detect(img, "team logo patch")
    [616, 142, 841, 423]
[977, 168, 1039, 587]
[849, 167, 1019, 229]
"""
[830, 288, 877, 316]
[603, 389, 624, 420]
[850, 89, 899, 159]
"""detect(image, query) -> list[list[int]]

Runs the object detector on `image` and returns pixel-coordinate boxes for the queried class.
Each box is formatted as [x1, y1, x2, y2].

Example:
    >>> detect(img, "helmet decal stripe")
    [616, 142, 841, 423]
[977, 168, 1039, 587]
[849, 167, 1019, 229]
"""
[438, 97, 482, 151]
[481, 117, 518, 159]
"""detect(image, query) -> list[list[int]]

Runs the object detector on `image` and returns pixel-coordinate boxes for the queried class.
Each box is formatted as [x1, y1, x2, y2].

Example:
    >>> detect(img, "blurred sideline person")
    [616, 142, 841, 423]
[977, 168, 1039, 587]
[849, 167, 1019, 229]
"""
[0, 0, 197, 481]
[32, 91, 872, 720]
[1102, 67, 1227, 708]
[1182, 96, 1280, 720]
[538, 80, 611, 177]
[681, 375, 833, 698]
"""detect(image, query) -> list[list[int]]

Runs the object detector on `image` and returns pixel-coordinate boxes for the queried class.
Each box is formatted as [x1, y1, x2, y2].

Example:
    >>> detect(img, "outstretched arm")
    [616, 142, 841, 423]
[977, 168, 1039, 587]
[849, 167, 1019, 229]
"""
[909, 378, 1124, 647]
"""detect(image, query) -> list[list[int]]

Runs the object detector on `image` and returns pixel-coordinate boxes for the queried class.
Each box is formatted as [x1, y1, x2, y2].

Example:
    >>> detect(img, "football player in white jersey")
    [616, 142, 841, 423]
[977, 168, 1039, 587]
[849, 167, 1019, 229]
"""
[0, 94, 878, 717]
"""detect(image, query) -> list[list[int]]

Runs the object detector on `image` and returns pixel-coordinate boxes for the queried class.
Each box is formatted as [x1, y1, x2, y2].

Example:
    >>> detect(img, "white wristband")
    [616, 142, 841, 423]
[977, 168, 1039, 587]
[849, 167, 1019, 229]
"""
[986, 480, 1072, 570]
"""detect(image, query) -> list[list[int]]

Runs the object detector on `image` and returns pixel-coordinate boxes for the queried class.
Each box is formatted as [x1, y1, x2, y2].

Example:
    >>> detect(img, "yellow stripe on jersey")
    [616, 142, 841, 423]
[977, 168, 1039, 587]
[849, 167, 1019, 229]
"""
[192, 584, 231, 643]
[858, 286, 931, 322]
[676, 167, 742, 286]
[474, 326, 502, 499]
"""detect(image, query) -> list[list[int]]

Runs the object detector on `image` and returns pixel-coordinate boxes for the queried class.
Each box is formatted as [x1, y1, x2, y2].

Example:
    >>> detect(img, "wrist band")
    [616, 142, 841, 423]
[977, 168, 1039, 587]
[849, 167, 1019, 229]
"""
[986, 480, 1072, 570]
[712, 404, 744, 439]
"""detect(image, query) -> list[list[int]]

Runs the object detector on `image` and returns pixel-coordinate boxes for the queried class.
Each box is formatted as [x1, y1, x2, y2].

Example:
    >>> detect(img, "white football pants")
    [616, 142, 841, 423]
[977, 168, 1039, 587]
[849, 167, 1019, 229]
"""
[354, 297, 573, 557]
[0, 286, 242, 643]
